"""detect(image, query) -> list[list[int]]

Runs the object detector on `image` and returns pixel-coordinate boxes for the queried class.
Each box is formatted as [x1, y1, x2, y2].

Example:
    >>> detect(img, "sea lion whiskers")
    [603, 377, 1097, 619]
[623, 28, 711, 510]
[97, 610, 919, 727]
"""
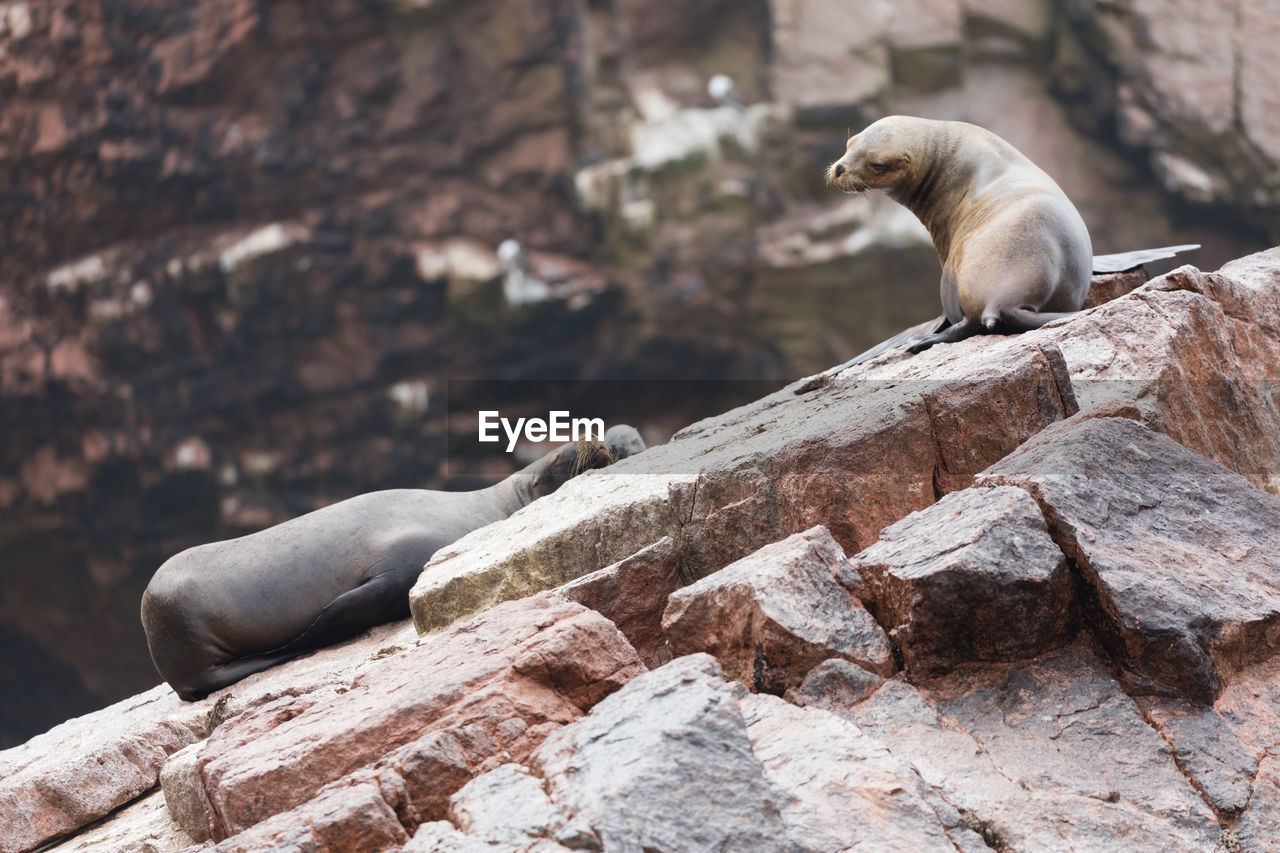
[571, 438, 610, 475]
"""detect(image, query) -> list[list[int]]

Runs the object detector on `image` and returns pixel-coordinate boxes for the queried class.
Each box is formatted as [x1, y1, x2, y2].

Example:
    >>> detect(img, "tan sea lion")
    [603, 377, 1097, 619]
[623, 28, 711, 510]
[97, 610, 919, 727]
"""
[824, 116, 1198, 368]
[142, 425, 645, 700]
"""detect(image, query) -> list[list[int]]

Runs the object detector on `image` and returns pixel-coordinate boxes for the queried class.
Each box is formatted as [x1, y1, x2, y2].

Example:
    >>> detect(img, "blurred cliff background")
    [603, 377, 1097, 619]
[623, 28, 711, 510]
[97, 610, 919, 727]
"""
[0, 0, 1276, 746]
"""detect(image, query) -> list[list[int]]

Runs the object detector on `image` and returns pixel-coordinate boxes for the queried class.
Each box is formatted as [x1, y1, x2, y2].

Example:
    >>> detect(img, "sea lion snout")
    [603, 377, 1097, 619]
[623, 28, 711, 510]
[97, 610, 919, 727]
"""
[827, 156, 865, 192]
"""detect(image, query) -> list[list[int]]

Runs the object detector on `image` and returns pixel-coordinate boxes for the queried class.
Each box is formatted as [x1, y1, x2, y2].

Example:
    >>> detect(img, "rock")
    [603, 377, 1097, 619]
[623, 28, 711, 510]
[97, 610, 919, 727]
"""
[557, 536, 681, 669]
[159, 742, 212, 843]
[769, 0, 893, 114]
[0, 685, 203, 853]
[980, 416, 1280, 702]
[917, 256, 1280, 496]
[412, 341, 1078, 637]
[40, 789, 194, 853]
[402, 821, 509, 853]
[784, 658, 885, 708]
[174, 595, 643, 841]
[1082, 267, 1149, 309]
[740, 692, 970, 851]
[663, 525, 894, 692]
[201, 783, 408, 853]
[410, 472, 683, 634]
[848, 485, 1073, 675]
[843, 642, 1221, 851]
[0, 615, 417, 853]
[1134, 699, 1256, 815]
[1236, 754, 1280, 852]
[442, 654, 792, 851]
[1140, 653, 1280, 833]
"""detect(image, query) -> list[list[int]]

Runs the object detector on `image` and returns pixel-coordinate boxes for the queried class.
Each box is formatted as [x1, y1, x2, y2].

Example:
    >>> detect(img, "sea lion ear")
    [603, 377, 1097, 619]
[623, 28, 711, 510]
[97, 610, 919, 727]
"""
[533, 450, 562, 490]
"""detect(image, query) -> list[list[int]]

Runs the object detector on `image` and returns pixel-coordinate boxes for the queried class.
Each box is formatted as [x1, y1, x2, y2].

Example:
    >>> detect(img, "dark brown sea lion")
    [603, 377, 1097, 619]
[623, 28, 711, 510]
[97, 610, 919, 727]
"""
[141, 425, 645, 700]
[824, 116, 1198, 369]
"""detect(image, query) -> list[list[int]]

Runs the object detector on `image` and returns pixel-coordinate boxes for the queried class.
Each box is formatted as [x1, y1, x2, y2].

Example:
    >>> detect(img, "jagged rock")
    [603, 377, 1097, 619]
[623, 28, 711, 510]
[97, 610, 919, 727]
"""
[557, 536, 681, 669]
[740, 692, 974, 851]
[412, 342, 1077, 636]
[842, 642, 1221, 851]
[784, 658, 885, 708]
[198, 783, 408, 853]
[1134, 699, 1256, 815]
[438, 654, 792, 851]
[40, 789, 194, 853]
[1237, 754, 1280, 852]
[402, 822, 497, 853]
[173, 594, 642, 842]
[1036, 255, 1280, 494]
[663, 525, 893, 692]
[0, 616, 417, 853]
[848, 485, 1073, 675]
[1136, 653, 1280, 838]
[980, 416, 1280, 702]
[1081, 267, 1149, 308]
[0, 685, 202, 853]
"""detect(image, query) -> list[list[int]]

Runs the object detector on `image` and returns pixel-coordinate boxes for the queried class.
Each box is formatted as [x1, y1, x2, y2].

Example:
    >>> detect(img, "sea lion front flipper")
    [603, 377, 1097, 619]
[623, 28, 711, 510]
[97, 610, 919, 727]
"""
[825, 314, 950, 375]
[906, 316, 982, 354]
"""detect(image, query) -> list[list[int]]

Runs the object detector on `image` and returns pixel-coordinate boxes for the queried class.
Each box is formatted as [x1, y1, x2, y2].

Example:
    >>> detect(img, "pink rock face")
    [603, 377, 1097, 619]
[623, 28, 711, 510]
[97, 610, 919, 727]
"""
[197, 783, 408, 853]
[0, 685, 200, 853]
[740, 693, 964, 851]
[1026, 254, 1280, 495]
[450, 654, 794, 851]
[1138, 652, 1280, 830]
[849, 485, 1073, 676]
[981, 416, 1280, 703]
[557, 536, 681, 669]
[663, 526, 893, 693]
[1081, 267, 1149, 309]
[839, 642, 1221, 851]
[182, 594, 643, 842]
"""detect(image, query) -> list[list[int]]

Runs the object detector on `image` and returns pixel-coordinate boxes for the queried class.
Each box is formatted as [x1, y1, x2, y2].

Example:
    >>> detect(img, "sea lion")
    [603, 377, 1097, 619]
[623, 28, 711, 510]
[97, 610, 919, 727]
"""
[824, 116, 1198, 368]
[142, 425, 645, 701]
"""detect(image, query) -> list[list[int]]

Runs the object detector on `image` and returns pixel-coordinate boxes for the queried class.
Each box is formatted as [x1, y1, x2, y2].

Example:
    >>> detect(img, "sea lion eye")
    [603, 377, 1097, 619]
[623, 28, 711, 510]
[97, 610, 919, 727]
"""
[869, 162, 889, 174]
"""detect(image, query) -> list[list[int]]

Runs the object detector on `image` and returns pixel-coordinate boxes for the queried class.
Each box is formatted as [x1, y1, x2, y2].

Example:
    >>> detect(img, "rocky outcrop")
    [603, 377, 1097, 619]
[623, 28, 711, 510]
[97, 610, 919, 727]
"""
[662, 526, 894, 692]
[981, 416, 1280, 703]
[2, 0, 1275, 747]
[1058, 0, 1280, 228]
[6, 246, 1279, 852]
[408, 337, 1078, 632]
[848, 485, 1073, 676]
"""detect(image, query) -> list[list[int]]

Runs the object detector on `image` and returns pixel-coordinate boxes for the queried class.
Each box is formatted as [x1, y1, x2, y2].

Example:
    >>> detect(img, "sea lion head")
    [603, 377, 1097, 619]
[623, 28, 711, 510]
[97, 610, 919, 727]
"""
[826, 116, 921, 194]
[525, 424, 646, 499]
[527, 438, 612, 498]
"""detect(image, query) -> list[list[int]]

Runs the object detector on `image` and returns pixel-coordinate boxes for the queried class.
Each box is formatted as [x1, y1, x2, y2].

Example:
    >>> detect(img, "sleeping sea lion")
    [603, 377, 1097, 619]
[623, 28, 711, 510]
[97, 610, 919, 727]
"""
[142, 425, 645, 700]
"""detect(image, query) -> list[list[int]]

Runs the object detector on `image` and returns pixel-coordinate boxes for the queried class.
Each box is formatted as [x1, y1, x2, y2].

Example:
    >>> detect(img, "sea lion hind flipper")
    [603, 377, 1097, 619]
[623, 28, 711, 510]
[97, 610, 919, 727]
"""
[1090, 244, 1201, 274]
